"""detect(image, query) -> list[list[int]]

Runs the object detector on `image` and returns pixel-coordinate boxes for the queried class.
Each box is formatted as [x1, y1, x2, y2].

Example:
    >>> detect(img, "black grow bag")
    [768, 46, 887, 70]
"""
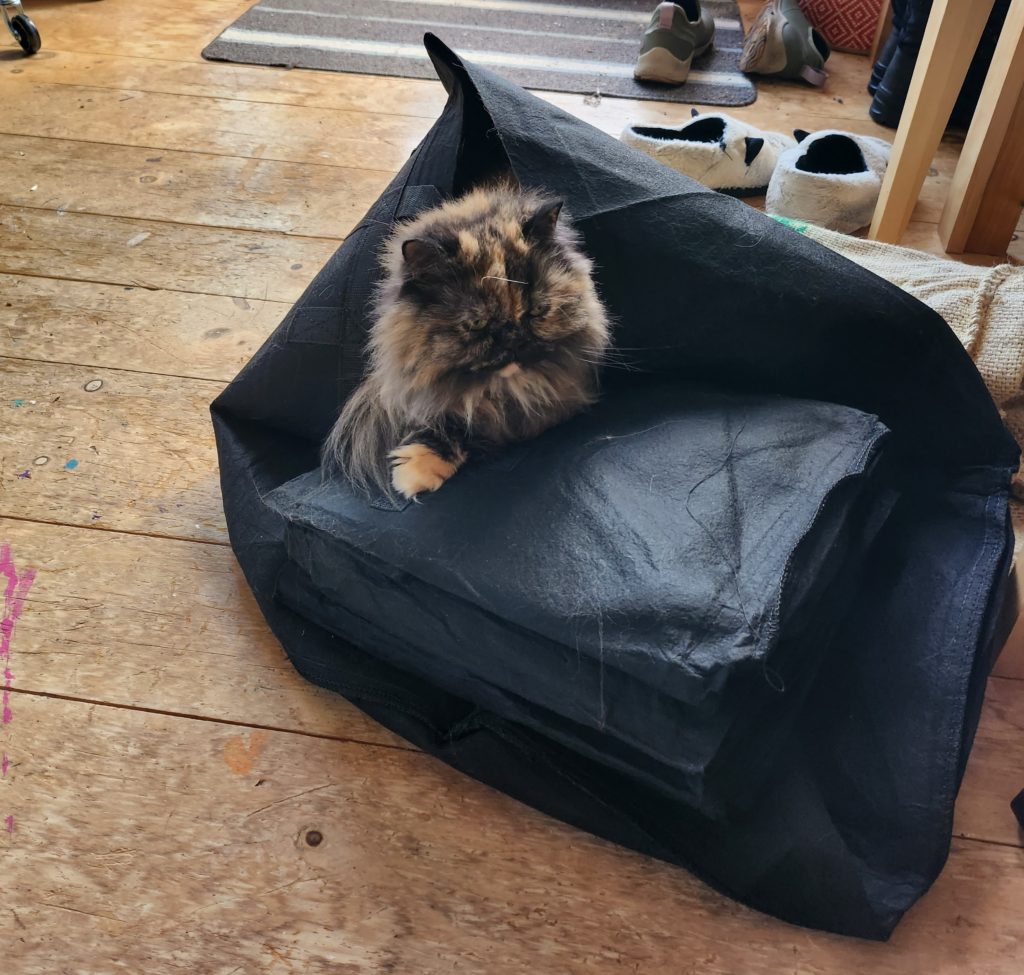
[212, 36, 1018, 940]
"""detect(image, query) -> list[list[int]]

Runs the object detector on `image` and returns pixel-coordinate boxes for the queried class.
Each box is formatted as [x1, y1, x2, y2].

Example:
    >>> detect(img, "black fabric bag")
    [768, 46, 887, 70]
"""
[212, 36, 1018, 939]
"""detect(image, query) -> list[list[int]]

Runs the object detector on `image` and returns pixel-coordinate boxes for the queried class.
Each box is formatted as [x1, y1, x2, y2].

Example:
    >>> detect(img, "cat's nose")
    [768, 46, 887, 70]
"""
[494, 326, 519, 352]
[498, 324, 526, 351]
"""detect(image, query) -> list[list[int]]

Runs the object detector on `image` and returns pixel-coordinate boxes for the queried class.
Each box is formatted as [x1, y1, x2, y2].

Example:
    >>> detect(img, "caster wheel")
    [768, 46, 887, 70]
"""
[10, 14, 41, 56]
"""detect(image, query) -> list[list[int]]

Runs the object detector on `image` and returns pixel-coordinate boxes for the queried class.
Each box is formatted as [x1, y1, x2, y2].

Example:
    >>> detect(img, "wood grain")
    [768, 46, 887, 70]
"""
[4, 694, 1024, 973]
[955, 677, 1024, 845]
[0, 518, 401, 746]
[996, 625, 1024, 679]
[0, 205, 335, 300]
[9, 0, 255, 62]
[0, 358, 226, 542]
[0, 133, 389, 237]
[995, 532, 1024, 679]
[1, 77, 429, 173]
[893, 220, 1023, 265]
[963, 90, 1024, 256]
[0, 47, 453, 119]
[0, 273, 286, 382]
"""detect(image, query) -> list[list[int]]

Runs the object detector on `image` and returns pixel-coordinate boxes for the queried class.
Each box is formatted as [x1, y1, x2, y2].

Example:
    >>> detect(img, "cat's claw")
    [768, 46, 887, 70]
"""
[389, 443, 457, 498]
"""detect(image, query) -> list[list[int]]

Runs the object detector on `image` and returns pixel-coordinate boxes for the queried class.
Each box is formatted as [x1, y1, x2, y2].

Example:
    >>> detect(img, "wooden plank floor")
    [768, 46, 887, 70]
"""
[2, 1, 1022, 970]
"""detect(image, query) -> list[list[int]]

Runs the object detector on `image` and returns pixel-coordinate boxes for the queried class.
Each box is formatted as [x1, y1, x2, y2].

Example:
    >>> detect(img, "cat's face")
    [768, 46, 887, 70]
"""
[377, 193, 606, 398]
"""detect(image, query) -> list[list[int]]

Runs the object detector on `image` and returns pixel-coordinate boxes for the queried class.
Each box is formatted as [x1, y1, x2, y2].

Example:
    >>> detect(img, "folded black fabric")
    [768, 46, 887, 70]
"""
[268, 382, 893, 817]
[212, 36, 1018, 939]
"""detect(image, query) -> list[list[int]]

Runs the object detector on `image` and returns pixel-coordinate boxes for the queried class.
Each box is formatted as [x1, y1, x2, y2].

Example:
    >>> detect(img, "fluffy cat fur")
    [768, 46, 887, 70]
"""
[324, 184, 611, 499]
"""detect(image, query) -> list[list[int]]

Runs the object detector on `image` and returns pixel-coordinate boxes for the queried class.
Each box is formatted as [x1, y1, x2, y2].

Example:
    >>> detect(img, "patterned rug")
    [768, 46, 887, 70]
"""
[203, 0, 756, 106]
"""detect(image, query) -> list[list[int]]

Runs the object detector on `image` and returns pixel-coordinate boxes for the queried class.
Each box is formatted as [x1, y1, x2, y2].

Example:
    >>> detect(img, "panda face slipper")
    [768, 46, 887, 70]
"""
[766, 130, 892, 233]
[621, 110, 797, 196]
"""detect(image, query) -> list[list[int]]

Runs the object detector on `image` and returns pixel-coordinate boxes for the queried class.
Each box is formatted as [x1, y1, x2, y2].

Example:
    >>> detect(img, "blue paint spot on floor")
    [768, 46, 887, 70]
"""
[64, 459, 79, 470]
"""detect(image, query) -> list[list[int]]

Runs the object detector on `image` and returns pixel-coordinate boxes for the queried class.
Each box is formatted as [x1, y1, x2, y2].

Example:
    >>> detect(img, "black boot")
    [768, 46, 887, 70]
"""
[869, 0, 932, 127]
[869, 0, 1012, 130]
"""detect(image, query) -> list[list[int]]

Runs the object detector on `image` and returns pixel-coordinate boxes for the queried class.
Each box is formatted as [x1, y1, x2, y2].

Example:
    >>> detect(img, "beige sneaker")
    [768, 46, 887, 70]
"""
[634, 1, 715, 85]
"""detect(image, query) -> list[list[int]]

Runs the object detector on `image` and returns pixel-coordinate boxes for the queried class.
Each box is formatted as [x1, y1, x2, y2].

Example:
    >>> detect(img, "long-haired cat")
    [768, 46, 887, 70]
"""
[324, 184, 611, 499]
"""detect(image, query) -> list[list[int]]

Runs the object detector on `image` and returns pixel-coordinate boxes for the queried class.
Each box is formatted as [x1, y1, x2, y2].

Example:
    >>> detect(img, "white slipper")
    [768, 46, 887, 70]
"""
[765, 129, 892, 233]
[620, 110, 796, 196]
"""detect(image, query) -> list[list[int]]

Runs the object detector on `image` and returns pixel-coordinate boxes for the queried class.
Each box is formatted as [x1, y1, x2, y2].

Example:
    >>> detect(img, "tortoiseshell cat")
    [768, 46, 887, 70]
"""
[325, 184, 611, 499]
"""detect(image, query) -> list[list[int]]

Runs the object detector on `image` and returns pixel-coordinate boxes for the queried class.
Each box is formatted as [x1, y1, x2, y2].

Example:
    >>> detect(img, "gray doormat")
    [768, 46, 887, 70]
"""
[202, 0, 756, 106]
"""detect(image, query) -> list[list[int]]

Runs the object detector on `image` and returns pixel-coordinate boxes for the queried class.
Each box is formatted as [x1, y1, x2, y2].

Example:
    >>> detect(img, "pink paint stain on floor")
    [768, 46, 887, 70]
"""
[1, 543, 37, 661]
[2, 665, 13, 726]
[1, 544, 38, 840]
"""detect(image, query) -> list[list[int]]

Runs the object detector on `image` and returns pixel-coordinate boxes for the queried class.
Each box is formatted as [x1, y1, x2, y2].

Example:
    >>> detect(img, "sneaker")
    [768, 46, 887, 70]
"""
[621, 110, 796, 196]
[765, 130, 892, 233]
[635, 1, 715, 85]
[739, 0, 830, 87]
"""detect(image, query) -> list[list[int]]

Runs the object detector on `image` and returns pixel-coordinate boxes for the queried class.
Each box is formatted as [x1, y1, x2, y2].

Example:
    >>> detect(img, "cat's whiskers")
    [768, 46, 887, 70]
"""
[481, 275, 528, 286]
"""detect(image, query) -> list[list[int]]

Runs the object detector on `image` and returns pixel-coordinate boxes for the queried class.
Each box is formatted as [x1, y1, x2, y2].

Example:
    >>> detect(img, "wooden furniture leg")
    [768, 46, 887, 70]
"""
[939, 0, 1024, 256]
[868, 0, 996, 244]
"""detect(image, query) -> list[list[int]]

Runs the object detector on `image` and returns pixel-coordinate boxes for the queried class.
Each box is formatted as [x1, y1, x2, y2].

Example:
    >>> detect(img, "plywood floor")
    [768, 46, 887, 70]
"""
[2, 1, 1023, 971]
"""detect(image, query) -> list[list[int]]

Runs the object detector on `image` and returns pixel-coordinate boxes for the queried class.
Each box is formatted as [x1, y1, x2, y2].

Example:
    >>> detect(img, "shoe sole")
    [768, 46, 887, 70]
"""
[634, 39, 712, 85]
[740, 4, 786, 74]
[740, 2, 827, 84]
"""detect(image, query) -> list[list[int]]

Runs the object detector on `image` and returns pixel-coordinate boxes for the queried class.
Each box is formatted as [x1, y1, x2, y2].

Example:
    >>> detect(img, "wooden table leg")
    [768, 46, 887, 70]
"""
[939, 0, 1024, 256]
[868, 0, 996, 244]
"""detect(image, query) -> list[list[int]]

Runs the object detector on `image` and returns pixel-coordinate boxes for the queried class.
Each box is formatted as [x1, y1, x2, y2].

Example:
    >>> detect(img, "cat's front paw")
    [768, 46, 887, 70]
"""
[389, 443, 457, 498]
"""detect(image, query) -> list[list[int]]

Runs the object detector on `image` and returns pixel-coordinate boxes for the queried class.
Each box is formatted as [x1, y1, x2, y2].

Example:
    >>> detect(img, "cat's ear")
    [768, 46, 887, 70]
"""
[793, 128, 811, 143]
[690, 107, 700, 117]
[744, 136, 765, 166]
[523, 199, 563, 239]
[401, 237, 442, 272]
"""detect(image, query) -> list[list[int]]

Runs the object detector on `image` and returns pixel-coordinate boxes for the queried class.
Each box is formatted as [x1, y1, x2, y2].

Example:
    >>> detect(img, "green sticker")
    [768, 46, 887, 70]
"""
[770, 215, 810, 234]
